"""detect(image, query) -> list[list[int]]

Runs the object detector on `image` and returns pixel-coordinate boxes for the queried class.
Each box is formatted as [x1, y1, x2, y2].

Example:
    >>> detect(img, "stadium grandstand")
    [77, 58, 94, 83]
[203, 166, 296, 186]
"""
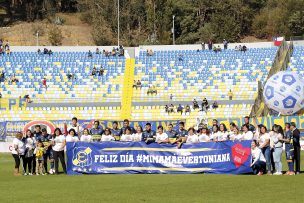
[1, 41, 297, 127]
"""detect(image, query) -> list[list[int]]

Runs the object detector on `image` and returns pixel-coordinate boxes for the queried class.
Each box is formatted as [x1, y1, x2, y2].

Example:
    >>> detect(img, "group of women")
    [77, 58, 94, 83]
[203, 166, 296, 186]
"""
[11, 119, 299, 176]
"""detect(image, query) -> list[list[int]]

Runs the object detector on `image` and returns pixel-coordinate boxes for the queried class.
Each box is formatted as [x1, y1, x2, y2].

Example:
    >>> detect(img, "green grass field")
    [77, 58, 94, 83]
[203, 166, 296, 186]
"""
[1, 153, 304, 203]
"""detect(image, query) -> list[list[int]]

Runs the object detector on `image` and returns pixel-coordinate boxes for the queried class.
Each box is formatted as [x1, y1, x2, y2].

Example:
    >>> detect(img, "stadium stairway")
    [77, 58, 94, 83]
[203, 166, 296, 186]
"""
[120, 58, 135, 120]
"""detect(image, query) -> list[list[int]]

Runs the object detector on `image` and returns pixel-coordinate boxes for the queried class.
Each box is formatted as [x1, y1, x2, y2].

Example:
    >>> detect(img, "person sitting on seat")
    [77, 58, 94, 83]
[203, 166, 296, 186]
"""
[151, 85, 157, 95]
[169, 104, 174, 113]
[91, 67, 97, 76]
[88, 50, 92, 58]
[177, 104, 184, 115]
[147, 86, 153, 95]
[185, 105, 191, 115]
[212, 101, 218, 109]
[193, 99, 199, 110]
[112, 47, 117, 56]
[99, 68, 104, 76]
[96, 48, 100, 54]
[136, 80, 142, 89]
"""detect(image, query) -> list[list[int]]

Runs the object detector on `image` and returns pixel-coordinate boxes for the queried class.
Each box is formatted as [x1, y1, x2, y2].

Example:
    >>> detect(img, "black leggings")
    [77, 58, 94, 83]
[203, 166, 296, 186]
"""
[24, 157, 33, 173]
[53, 150, 67, 174]
[12, 154, 25, 170]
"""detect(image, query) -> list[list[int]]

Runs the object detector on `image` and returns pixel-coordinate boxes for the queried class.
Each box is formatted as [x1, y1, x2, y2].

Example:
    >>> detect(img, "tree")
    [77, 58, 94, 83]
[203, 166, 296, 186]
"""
[48, 25, 63, 45]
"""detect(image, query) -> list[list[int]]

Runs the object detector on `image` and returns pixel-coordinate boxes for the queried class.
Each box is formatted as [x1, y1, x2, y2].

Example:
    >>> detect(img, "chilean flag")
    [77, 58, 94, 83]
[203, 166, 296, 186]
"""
[274, 37, 284, 46]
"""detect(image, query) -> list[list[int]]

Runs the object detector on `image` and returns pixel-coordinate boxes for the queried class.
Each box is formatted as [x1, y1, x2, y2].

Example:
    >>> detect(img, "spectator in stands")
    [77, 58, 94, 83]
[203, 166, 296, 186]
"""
[66, 129, 79, 142]
[24, 130, 35, 176]
[290, 122, 301, 174]
[4, 41, 9, 50]
[169, 104, 175, 113]
[67, 72, 73, 80]
[223, 39, 228, 49]
[193, 99, 199, 110]
[133, 80, 137, 89]
[201, 98, 209, 112]
[156, 126, 169, 144]
[251, 140, 266, 175]
[119, 45, 125, 56]
[186, 128, 199, 144]
[12, 132, 26, 176]
[148, 49, 154, 56]
[11, 74, 19, 83]
[51, 128, 67, 174]
[166, 124, 177, 142]
[133, 126, 143, 142]
[217, 45, 221, 52]
[24, 95, 32, 103]
[111, 121, 121, 140]
[228, 89, 233, 100]
[208, 39, 213, 50]
[43, 48, 48, 54]
[0, 46, 3, 55]
[143, 123, 156, 143]
[198, 126, 210, 142]
[37, 49, 41, 55]
[120, 119, 135, 135]
[147, 86, 153, 95]
[112, 47, 117, 56]
[244, 116, 255, 132]
[169, 94, 173, 101]
[6, 48, 10, 55]
[99, 67, 104, 76]
[242, 45, 247, 52]
[120, 126, 134, 142]
[177, 104, 184, 115]
[178, 54, 183, 62]
[96, 48, 100, 54]
[212, 101, 218, 109]
[80, 129, 92, 142]
[67, 117, 83, 137]
[105, 50, 110, 57]
[48, 50, 53, 56]
[42, 78, 47, 91]
[201, 42, 205, 50]
[101, 128, 115, 142]
[136, 80, 142, 89]
[234, 46, 239, 51]
[88, 50, 93, 58]
[90, 120, 104, 138]
[185, 104, 191, 115]
[238, 45, 242, 51]
[91, 67, 97, 76]
[152, 85, 157, 95]
[213, 46, 218, 53]
[282, 123, 295, 175]
[0, 71, 4, 83]
[242, 124, 254, 140]
[165, 105, 169, 114]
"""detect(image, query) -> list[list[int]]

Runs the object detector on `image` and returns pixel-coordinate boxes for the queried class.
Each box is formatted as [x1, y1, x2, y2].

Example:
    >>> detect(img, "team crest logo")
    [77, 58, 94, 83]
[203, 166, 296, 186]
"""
[72, 147, 93, 167]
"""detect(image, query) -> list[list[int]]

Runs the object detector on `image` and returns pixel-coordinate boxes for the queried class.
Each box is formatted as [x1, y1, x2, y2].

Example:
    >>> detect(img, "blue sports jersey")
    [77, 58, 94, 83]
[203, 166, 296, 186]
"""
[177, 129, 188, 137]
[142, 130, 156, 141]
[166, 130, 178, 138]
[90, 127, 104, 136]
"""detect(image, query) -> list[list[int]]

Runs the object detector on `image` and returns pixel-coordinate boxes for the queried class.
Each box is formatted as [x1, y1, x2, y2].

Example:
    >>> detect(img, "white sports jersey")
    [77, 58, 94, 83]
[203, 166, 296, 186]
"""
[155, 133, 168, 142]
[186, 134, 199, 144]
[198, 133, 210, 142]
[80, 135, 92, 142]
[101, 135, 115, 142]
[120, 134, 133, 142]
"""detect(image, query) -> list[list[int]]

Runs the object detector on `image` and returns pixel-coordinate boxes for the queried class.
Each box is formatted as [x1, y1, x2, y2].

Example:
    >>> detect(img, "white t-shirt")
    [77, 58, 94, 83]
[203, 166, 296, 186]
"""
[120, 134, 133, 142]
[132, 133, 143, 142]
[66, 135, 79, 142]
[258, 133, 270, 147]
[198, 133, 210, 142]
[25, 137, 36, 150]
[101, 135, 115, 142]
[67, 124, 83, 134]
[243, 131, 253, 140]
[80, 135, 92, 142]
[52, 135, 66, 151]
[234, 134, 243, 141]
[217, 131, 229, 141]
[155, 133, 168, 142]
[186, 134, 199, 144]
[12, 138, 26, 155]
[209, 132, 219, 141]
[251, 147, 266, 164]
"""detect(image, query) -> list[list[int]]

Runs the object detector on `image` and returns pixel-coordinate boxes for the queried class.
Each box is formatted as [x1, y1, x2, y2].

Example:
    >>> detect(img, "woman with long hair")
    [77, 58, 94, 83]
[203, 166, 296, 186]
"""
[51, 128, 67, 174]
[270, 124, 284, 175]
[24, 129, 35, 175]
[257, 125, 271, 175]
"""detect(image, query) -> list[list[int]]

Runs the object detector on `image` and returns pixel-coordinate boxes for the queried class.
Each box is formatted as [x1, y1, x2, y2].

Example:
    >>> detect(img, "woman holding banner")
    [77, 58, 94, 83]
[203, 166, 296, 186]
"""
[186, 128, 199, 144]
[101, 128, 115, 142]
[120, 127, 134, 142]
[198, 127, 210, 142]
[133, 126, 143, 142]
[12, 132, 26, 176]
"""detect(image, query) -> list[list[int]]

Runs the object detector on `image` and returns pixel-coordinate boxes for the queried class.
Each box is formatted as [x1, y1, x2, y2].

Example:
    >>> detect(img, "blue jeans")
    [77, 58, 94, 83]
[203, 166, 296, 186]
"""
[252, 161, 266, 175]
[262, 146, 271, 172]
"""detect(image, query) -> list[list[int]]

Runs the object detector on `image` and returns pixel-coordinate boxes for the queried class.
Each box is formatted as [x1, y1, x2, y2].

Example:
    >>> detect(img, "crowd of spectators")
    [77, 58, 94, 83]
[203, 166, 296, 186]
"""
[11, 116, 301, 176]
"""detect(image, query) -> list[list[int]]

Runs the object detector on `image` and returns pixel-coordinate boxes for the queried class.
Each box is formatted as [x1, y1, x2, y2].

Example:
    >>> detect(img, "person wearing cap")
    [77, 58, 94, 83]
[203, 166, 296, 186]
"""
[290, 122, 301, 174]
[142, 123, 156, 144]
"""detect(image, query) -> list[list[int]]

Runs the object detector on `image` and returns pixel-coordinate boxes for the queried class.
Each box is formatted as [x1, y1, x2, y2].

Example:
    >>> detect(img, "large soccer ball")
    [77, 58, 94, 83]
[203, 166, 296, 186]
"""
[263, 71, 304, 115]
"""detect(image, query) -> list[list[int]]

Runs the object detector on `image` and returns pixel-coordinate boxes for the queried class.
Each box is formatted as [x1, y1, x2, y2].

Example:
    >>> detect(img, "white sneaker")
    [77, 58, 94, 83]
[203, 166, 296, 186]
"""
[24, 173, 28, 176]
[273, 172, 282, 175]
[36, 173, 39, 176]
[42, 173, 45, 176]
[28, 173, 33, 176]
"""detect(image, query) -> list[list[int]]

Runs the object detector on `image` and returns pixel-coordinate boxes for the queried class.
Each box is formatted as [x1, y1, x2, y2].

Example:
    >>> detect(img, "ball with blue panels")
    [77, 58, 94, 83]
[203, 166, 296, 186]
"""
[263, 71, 304, 115]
